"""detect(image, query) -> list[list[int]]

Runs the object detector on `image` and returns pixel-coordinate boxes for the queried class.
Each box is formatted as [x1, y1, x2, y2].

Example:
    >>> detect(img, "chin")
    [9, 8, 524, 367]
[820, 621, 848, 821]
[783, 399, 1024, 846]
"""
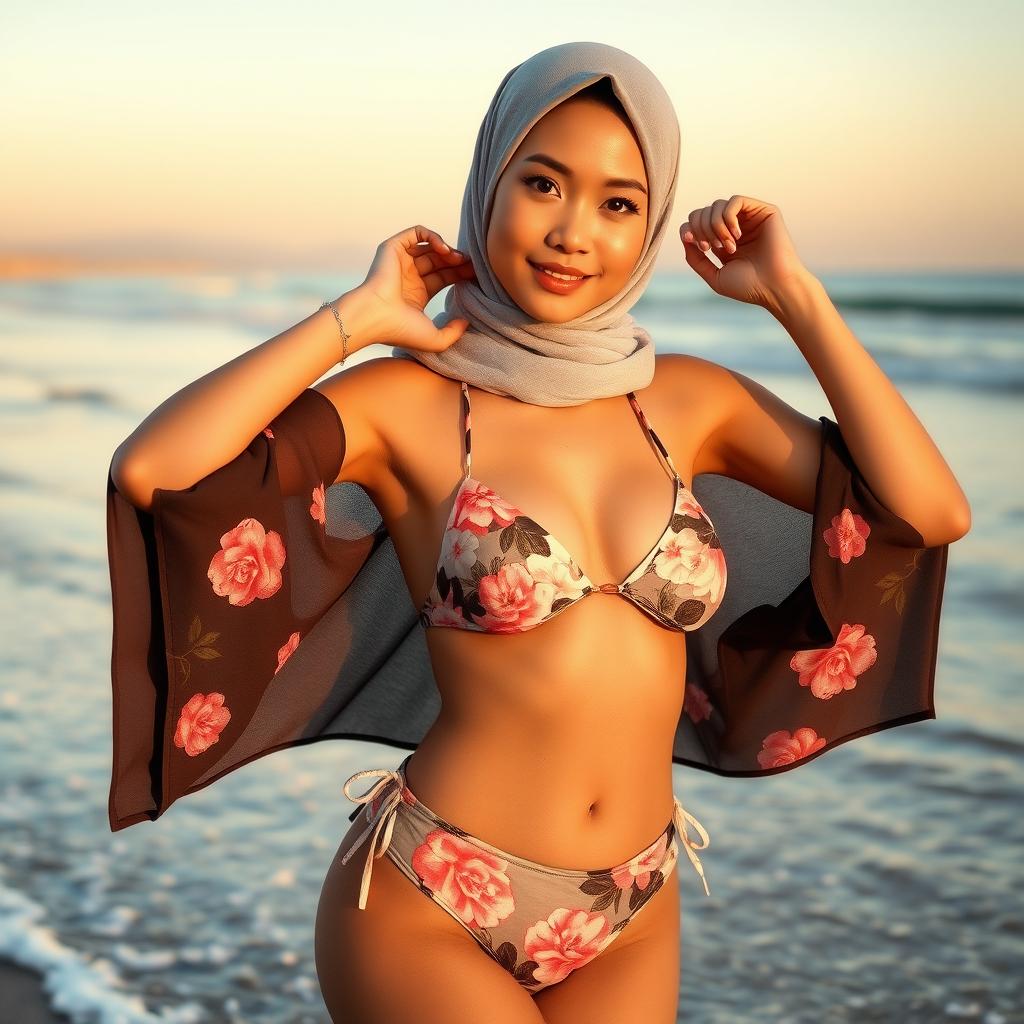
[513, 279, 589, 323]
[523, 300, 581, 324]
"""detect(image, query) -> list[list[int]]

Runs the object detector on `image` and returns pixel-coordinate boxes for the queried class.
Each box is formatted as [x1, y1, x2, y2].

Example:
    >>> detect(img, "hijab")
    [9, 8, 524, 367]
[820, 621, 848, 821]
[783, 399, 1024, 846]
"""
[390, 41, 681, 407]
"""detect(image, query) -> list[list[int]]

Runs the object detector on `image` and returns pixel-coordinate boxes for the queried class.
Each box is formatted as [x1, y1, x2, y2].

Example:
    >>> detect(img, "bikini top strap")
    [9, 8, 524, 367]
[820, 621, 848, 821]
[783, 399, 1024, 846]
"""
[626, 391, 681, 482]
[460, 381, 472, 476]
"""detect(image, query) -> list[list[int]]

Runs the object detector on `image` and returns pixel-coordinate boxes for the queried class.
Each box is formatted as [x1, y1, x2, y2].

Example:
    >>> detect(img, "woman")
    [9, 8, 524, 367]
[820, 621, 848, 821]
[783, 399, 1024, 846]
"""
[107, 42, 969, 1023]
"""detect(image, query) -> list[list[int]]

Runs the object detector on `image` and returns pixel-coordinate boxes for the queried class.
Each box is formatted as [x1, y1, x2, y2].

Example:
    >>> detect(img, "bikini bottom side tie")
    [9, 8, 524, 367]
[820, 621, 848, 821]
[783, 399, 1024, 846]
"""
[672, 795, 712, 897]
[339, 766, 406, 910]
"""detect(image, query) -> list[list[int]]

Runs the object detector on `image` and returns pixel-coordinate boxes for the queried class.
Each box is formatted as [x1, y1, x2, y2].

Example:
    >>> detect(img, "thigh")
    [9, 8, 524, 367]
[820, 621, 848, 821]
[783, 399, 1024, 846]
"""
[315, 821, 547, 1024]
[532, 860, 681, 1024]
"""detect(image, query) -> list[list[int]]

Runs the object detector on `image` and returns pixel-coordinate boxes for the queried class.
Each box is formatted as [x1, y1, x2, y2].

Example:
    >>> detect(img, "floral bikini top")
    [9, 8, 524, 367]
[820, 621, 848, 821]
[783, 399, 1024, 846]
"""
[418, 381, 728, 634]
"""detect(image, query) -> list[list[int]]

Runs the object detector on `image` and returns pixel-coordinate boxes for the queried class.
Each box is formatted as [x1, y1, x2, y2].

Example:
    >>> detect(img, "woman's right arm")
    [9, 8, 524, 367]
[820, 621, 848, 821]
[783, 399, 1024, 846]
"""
[112, 225, 476, 511]
[110, 287, 384, 511]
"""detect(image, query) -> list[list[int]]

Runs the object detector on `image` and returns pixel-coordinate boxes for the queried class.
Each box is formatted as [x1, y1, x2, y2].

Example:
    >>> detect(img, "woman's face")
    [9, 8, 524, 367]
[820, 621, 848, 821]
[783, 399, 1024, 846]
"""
[485, 97, 649, 323]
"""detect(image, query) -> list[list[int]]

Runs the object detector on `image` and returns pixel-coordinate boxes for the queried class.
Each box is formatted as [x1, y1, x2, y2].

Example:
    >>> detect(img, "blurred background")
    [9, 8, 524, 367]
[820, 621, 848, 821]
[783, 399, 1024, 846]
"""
[1, 2, 1021, 1022]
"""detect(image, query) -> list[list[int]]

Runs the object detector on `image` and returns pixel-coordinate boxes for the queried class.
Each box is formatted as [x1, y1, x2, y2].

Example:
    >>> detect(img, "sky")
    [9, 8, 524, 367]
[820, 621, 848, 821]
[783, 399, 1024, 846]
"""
[3, 0, 1022, 274]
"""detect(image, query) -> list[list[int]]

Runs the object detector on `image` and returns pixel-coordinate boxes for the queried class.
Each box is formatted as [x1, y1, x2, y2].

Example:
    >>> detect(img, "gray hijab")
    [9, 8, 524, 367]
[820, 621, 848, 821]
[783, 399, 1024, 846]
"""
[390, 41, 681, 407]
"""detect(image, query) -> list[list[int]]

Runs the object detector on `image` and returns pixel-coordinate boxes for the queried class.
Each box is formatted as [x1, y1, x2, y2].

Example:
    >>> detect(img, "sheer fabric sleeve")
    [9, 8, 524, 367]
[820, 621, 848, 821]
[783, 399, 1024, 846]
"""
[675, 415, 949, 776]
[105, 388, 439, 831]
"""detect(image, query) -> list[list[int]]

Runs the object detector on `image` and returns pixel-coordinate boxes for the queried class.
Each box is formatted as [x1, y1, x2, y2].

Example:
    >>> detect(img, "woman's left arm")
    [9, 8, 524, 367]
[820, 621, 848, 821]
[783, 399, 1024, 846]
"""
[681, 195, 972, 543]
[767, 270, 971, 537]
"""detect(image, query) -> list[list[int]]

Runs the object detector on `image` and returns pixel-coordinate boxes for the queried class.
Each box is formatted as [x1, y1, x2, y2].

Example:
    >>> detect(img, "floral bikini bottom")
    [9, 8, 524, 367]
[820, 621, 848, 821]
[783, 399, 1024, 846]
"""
[340, 754, 711, 994]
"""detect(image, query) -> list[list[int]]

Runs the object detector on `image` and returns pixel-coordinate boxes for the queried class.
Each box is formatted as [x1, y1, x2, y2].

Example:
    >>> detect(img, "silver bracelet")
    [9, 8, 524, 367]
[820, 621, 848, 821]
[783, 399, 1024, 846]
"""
[320, 300, 351, 366]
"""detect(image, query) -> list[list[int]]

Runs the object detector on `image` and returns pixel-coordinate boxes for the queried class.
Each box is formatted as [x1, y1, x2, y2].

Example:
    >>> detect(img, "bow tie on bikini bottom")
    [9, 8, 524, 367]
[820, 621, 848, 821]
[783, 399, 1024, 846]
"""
[671, 795, 712, 897]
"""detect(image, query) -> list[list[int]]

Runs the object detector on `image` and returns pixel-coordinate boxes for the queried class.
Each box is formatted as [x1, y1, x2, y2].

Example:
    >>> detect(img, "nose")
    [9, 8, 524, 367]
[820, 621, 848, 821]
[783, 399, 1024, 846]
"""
[546, 199, 595, 256]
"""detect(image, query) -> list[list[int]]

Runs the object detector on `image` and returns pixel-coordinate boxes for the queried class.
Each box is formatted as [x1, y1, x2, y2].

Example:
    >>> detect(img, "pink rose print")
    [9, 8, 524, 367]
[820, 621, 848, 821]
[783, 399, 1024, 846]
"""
[173, 691, 231, 756]
[451, 479, 519, 536]
[207, 517, 286, 607]
[262, 426, 274, 439]
[309, 481, 327, 525]
[524, 908, 613, 987]
[274, 631, 301, 674]
[823, 507, 870, 564]
[423, 589, 470, 627]
[473, 562, 556, 632]
[757, 727, 827, 768]
[790, 622, 878, 699]
[411, 829, 515, 929]
[610, 832, 669, 891]
[653, 528, 726, 604]
[684, 683, 713, 723]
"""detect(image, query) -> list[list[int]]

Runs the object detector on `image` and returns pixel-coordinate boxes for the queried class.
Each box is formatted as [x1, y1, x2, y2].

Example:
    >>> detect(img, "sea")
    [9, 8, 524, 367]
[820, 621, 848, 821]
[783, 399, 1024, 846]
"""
[0, 267, 1021, 1023]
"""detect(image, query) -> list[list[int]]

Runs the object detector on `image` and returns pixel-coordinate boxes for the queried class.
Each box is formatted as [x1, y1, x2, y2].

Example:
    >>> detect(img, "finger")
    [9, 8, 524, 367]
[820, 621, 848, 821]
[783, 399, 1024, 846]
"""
[412, 245, 466, 277]
[402, 225, 456, 259]
[432, 316, 471, 351]
[687, 208, 714, 253]
[408, 240, 458, 268]
[723, 195, 743, 242]
[421, 259, 477, 295]
[710, 199, 736, 253]
[697, 207, 715, 253]
[682, 232, 721, 289]
[684, 209, 705, 248]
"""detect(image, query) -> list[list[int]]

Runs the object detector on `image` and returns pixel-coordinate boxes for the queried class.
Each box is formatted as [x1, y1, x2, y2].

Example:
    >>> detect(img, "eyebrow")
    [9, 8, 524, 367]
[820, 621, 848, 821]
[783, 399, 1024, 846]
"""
[521, 153, 648, 197]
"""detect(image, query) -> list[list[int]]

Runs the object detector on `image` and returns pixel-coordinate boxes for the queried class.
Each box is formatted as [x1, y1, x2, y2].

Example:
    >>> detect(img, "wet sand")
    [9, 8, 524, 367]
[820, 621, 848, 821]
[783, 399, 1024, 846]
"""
[0, 959, 72, 1023]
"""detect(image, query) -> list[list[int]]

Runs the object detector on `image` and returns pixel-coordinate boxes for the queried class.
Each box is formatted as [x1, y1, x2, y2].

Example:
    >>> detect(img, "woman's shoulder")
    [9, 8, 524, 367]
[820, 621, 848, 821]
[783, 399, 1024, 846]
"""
[648, 352, 738, 471]
[652, 351, 733, 393]
[312, 354, 457, 490]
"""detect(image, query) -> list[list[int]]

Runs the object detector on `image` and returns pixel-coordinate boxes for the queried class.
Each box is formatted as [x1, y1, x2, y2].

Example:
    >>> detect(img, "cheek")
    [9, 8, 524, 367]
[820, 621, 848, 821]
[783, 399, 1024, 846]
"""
[605, 224, 645, 268]
[488, 197, 541, 280]
[594, 232, 644, 292]
[495, 195, 541, 251]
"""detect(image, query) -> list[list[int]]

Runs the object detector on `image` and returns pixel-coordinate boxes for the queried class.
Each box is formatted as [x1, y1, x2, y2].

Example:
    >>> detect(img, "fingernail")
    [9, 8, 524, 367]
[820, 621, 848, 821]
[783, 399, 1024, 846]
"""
[442, 242, 451, 252]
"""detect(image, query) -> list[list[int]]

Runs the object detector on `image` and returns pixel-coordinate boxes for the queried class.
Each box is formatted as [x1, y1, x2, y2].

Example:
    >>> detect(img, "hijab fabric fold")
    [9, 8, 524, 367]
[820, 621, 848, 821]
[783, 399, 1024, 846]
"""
[391, 41, 681, 407]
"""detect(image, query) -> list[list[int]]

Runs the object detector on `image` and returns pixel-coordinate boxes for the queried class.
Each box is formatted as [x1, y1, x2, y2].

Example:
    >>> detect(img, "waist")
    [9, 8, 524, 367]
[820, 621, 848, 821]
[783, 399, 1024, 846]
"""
[405, 725, 677, 870]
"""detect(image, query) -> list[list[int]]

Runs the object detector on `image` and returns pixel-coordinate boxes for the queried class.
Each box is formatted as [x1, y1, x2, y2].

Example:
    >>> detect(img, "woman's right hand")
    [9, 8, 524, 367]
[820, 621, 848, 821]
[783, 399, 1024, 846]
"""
[357, 224, 478, 353]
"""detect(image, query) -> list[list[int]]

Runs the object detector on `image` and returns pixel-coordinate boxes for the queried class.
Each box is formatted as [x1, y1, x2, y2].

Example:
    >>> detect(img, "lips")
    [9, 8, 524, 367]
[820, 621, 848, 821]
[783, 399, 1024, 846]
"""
[528, 259, 593, 295]
[528, 260, 593, 279]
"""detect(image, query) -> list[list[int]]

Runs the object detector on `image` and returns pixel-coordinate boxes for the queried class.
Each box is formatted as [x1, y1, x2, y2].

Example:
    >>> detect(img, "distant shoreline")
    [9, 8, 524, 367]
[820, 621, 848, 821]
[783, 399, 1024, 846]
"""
[0, 252, 363, 281]
[0, 253, 226, 281]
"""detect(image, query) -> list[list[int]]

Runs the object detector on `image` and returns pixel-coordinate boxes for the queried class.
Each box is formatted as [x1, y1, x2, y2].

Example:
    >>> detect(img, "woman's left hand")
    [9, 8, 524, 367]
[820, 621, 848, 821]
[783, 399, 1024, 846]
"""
[680, 195, 810, 311]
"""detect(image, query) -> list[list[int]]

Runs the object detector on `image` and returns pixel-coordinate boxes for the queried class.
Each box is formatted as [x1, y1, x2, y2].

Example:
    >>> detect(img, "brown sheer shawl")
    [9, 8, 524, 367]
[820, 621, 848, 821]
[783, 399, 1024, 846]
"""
[106, 384, 948, 831]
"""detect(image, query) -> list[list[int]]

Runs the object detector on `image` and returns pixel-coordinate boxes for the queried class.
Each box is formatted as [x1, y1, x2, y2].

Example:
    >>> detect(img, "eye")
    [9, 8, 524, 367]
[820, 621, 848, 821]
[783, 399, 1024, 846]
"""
[521, 174, 559, 197]
[520, 175, 642, 216]
[607, 196, 642, 215]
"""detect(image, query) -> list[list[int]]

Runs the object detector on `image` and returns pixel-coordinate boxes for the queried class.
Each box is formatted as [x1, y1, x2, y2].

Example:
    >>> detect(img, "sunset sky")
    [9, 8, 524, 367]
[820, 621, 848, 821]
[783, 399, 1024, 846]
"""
[4, 0, 1021, 274]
